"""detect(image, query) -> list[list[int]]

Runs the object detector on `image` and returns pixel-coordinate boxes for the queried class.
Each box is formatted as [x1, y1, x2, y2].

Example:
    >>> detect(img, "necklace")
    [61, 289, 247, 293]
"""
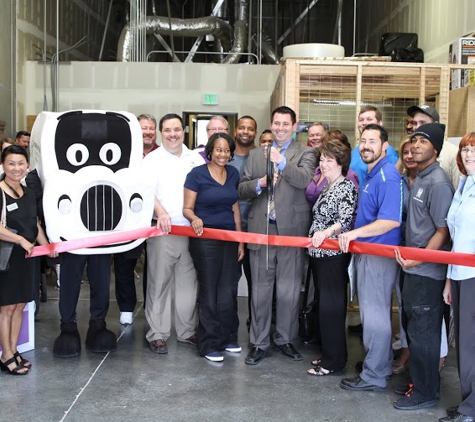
[327, 175, 343, 188]
[322, 175, 343, 196]
[3, 181, 22, 199]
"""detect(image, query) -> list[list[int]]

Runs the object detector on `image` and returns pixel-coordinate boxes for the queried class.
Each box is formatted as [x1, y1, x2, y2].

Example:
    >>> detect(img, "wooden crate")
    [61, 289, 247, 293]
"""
[271, 59, 475, 143]
[448, 86, 475, 137]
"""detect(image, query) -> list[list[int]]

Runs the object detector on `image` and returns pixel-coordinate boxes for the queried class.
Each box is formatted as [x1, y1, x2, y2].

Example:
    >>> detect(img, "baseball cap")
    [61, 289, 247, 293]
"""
[407, 104, 440, 122]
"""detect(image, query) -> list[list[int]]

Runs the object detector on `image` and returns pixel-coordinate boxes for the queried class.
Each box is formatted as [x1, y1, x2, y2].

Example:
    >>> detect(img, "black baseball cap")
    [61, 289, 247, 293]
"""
[407, 104, 440, 122]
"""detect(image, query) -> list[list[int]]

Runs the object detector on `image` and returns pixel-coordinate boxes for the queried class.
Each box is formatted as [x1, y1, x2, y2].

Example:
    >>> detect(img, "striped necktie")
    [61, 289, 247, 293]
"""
[268, 146, 283, 220]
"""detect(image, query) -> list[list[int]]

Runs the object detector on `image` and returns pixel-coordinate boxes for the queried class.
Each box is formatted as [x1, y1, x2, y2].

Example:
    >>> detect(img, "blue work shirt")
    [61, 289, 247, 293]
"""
[355, 156, 402, 245]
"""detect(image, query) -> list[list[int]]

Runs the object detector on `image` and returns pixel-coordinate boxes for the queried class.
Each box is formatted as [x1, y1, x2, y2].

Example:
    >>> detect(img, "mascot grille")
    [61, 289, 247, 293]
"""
[80, 185, 122, 231]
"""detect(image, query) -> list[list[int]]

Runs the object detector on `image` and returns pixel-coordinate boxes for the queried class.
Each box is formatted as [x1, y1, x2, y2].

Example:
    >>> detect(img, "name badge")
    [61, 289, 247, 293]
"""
[7, 203, 19, 212]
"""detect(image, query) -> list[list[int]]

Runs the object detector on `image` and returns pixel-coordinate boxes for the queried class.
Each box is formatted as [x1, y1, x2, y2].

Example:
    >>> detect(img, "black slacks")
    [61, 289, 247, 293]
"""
[402, 273, 444, 401]
[59, 253, 111, 323]
[309, 253, 350, 371]
[113, 242, 147, 312]
[189, 238, 239, 356]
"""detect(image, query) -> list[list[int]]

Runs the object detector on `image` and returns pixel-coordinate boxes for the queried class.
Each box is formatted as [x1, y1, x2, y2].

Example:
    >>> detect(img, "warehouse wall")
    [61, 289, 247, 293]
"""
[22, 61, 280, 139]
[10, 0, 122, 135]
[0, 0, 14, 138]
[356, 0, 475, 63]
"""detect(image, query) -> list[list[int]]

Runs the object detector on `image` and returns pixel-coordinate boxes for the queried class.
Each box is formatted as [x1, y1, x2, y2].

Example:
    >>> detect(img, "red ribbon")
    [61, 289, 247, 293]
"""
[30, 227, 165, 257]
[31, 224, 475, 268]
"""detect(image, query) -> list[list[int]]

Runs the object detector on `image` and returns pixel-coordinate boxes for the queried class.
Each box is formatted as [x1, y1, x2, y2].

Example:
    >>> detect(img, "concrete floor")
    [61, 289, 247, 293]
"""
[0, 269, 462, 422]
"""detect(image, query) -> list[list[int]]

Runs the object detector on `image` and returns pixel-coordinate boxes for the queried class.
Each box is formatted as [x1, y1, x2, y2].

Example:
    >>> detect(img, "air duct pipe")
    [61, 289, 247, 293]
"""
[222, 0, 249, 63]
[118, 16, 233, 61]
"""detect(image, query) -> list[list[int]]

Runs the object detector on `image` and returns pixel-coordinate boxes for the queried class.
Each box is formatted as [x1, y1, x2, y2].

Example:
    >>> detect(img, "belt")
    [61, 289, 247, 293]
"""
[269, 220, 277, 225]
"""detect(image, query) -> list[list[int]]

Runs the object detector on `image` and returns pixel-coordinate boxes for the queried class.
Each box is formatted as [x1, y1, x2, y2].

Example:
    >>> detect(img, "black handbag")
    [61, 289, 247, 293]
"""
[0, 188, 17, 272]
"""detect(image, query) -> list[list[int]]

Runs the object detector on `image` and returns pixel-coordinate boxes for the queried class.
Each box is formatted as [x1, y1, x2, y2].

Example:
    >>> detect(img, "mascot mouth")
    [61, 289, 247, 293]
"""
[59, 237, 136, 249]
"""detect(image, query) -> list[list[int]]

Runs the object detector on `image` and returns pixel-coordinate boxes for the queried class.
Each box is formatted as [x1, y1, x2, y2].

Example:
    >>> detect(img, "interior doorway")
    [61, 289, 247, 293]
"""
[182, 111, 238, 149]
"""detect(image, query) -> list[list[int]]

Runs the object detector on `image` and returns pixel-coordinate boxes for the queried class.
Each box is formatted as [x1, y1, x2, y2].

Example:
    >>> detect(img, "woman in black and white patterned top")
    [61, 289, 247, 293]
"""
[306, 138, 358, 377]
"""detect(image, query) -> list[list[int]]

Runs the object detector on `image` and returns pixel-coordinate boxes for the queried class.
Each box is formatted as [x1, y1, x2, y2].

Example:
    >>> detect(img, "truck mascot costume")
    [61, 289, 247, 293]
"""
[30, 110, 154, 358]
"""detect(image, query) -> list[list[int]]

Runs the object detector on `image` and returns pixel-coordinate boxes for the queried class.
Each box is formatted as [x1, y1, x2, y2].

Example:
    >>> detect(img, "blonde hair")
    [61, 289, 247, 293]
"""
[399, 135, 413, 175]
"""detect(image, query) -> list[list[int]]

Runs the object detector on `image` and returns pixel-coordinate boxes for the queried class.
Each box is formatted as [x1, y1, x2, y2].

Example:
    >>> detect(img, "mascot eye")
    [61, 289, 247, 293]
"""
[58, 194, 72, 215]
[99, 143, 121, 165]
[66, 144, 89, 166]
[129, 193, 143, 213]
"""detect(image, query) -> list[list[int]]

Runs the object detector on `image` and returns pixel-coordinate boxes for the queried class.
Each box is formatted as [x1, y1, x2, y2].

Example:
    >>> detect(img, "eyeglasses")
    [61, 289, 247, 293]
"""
[207, 127, 228, 133]
[461, 147, 475, 154]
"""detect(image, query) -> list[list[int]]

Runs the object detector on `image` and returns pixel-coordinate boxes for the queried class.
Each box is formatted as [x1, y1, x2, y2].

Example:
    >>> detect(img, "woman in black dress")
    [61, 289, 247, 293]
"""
[0, 145, 58, 375]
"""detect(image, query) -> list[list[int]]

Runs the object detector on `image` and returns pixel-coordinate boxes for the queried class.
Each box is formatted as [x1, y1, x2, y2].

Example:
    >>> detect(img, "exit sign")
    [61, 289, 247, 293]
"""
[203, 94, 218, 105]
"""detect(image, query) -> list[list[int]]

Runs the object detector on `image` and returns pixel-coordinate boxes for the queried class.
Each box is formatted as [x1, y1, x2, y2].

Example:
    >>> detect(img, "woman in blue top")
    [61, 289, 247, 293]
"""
[442, 133, 475, 422]
[184, 133, 244, 362]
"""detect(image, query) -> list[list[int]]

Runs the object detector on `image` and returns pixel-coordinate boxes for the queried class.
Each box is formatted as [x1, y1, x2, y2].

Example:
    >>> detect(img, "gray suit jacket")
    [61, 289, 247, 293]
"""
[238, 141, 317, 250]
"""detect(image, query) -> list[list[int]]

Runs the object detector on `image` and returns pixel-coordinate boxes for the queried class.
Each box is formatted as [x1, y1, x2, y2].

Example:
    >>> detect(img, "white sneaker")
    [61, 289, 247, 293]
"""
[120, 312, 133, 326]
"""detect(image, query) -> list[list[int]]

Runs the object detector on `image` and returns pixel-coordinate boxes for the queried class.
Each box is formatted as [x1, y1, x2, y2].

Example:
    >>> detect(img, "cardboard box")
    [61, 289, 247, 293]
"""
[449, 36, 475, 90]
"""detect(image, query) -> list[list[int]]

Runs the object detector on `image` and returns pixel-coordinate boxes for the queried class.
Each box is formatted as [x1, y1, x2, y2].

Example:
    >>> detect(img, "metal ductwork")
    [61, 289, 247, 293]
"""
[117, 0, 280, 64]
[256, 30, 280, 65]
[118, 16, 233, 61]
[222, 0, 248, 64]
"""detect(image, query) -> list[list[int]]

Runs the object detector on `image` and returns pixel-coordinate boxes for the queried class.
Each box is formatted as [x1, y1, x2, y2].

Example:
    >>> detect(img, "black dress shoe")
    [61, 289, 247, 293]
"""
[340, 376, 386, 392]
[439, 413, 475, 422]
[245, 347, 266, 365]
[275, 343, 303, 361]
[301, 336, 321, 346]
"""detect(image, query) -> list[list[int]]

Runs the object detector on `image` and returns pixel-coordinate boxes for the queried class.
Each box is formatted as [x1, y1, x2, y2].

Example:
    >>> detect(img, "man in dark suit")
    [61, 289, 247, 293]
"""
[238, 106, 317, 365]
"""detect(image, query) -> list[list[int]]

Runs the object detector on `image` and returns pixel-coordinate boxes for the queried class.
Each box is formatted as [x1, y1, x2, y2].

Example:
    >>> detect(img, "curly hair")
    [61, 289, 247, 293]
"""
[205, 132, 236, 161]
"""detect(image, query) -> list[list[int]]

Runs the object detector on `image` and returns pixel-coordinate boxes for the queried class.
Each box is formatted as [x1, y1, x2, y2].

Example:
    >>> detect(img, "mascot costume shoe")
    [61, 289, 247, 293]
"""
[30, 110, 154, 357]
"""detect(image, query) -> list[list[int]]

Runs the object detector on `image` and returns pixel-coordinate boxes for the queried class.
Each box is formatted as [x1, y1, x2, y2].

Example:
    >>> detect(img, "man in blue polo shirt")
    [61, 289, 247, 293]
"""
[339, 124, 402, 392]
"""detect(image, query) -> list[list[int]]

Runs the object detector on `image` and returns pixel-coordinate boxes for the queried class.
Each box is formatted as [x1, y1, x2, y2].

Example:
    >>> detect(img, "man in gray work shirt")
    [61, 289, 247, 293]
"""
[394, 123, 454, 411]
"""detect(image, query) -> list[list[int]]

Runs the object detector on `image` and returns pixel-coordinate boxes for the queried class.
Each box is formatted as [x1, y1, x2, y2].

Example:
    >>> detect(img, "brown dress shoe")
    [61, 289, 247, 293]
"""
[149, 339, 168, 354]
[179, 334, 197, 346]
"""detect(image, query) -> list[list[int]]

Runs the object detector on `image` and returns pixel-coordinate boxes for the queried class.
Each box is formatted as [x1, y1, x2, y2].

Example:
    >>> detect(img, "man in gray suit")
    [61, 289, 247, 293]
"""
[238, 106, 317, 365]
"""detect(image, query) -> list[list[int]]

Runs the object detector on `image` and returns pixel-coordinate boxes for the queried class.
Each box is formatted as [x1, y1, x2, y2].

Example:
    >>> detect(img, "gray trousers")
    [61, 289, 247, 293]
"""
[452, 277, 475, 417]
[249, 223, 305, 350]
[145, 235, 198, 342]
[356, 254, 399, 388]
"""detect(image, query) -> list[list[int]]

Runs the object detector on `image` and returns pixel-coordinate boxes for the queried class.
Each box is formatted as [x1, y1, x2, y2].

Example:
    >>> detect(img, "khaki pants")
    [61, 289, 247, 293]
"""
[145, 235, 198, 342]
